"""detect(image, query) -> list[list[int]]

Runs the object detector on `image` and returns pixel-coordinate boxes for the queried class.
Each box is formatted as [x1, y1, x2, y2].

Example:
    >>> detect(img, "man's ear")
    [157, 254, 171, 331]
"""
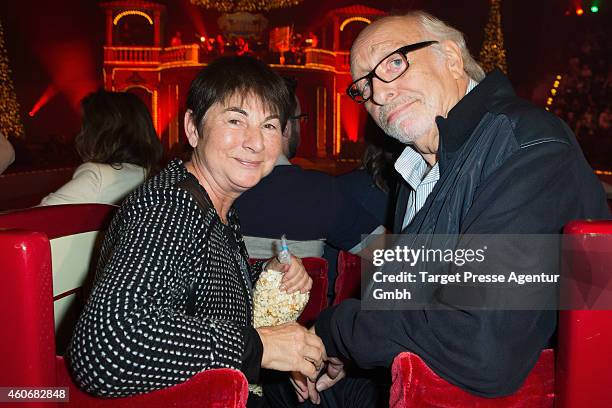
[184, 110, 199, 148]
[440, 40, 465, 80]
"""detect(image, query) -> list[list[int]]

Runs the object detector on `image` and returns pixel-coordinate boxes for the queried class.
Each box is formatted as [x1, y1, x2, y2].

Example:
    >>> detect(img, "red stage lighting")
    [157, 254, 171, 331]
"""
[180, 0, 207, 38]
[28, 85, 58, 118]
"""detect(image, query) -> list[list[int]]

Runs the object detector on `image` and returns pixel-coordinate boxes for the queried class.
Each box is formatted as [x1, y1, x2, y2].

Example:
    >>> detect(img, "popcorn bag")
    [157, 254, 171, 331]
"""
[250, 268, 310, 395]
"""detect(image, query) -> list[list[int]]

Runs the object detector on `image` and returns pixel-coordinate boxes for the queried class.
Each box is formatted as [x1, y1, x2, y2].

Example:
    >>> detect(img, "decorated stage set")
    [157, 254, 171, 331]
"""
[100, 0, 388, 159]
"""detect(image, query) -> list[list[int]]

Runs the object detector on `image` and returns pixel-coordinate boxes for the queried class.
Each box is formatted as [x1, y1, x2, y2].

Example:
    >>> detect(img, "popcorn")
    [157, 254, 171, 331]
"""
[252, 269, 310, 328]
[249, 268, 310, 395]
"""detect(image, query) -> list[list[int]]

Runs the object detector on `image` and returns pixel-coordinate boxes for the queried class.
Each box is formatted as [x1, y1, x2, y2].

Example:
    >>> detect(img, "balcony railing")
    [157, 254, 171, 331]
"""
[104, 45, 350, 71]
[104, 47, 161, 65]
[160, 45, 200, 65]
[304, 48, 337, 69]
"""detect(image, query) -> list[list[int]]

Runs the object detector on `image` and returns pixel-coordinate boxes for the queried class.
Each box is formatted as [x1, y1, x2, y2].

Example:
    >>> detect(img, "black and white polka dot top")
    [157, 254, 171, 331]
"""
[68, 159, 263, 397]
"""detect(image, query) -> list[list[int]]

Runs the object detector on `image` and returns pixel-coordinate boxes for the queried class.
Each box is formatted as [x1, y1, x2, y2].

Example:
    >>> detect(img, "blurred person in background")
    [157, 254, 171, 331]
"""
[40, 90, 163, 206]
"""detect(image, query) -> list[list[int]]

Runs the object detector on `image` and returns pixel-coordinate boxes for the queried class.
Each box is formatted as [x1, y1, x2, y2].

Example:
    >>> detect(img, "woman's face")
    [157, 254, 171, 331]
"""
[186, 93, 282, 196]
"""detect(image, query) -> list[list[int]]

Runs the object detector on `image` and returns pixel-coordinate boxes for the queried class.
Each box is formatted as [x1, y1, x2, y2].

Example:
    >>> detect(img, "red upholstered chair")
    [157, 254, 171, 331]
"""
[250, 257, 329, 327]
[390, 350, 554, 408]
[333, 250, 362, 305]
[0, 204, 249, 408]
[555, 220, 612, 408]
[296, 257, 329, 326]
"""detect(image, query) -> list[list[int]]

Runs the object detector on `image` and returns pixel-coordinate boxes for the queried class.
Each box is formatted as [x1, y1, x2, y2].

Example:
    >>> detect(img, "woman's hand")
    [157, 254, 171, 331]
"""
[266, 255, 312, 293]
[256, 322, 325, 381]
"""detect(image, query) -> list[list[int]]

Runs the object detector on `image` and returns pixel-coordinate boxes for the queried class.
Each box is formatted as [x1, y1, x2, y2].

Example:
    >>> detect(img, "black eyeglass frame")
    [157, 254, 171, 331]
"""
[346, 40, 439, 104]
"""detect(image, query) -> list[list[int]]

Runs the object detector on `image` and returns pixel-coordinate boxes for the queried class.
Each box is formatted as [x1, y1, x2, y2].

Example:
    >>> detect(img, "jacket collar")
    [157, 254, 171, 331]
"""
[436, 69, 515, 158]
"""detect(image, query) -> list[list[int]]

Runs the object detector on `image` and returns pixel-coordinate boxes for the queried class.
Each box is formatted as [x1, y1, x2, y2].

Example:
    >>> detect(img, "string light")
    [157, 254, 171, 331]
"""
[340, 17, 371, 31]
[190, 0, 304, 13]
[545, 74, 562, 111]
[113, 10, 153, 26]
[478, 0, 508, 74]
[0, 19, 24, 138]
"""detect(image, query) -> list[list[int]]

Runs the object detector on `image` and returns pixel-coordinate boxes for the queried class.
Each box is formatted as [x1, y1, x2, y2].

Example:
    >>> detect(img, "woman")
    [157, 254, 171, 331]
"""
[40, 90, 163, 206]
[68, 56, 324, 403]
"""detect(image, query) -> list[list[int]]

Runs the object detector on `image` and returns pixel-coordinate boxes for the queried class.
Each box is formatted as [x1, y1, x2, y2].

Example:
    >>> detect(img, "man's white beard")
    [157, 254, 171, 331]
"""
[377, 96, 435, 145]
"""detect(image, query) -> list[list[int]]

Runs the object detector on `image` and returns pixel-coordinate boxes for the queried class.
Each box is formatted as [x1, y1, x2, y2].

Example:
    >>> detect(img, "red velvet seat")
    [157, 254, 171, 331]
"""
[0, 204, 248, 407]
[296, 257, 329, 326]
[390, 350, 554, 408]
[555, 220, 612, 408]
[333, 250, 361, 305]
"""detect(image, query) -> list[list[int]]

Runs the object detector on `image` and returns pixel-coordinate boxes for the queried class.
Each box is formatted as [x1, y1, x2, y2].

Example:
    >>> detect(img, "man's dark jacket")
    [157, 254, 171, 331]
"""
[315, 70, 610, 397]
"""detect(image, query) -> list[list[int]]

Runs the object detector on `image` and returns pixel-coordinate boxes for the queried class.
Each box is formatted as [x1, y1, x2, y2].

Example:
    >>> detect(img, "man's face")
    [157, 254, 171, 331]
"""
[351, 17, 460, 147]
[284, 97, 301, 159]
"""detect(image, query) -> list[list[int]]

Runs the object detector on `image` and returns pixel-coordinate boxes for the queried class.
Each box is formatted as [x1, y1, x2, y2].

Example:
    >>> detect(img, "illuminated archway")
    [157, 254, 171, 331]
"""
[113, 10, 153, 26]
[339, 17, 370, 50]
[339, 17, 371, 31]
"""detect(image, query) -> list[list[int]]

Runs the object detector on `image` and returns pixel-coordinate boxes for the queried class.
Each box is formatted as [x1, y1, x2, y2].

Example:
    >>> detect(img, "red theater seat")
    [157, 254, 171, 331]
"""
[555, 220, 612, 408]
[333, 250, 362, 305]
[0, 204, 249, 407]
[390, 350, 554, 408]
[55, 356, 248, 408]
[297, 257, 329, 326]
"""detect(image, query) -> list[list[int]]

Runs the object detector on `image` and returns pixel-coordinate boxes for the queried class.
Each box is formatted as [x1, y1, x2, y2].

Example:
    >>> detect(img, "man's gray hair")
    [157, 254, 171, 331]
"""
[395, 10, 486, 82]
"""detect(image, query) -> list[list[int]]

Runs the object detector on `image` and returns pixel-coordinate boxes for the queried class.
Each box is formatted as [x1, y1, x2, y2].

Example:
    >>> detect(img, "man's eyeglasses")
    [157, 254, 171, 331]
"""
[346, 41, 438, 104]
[290, 113, 308, 124]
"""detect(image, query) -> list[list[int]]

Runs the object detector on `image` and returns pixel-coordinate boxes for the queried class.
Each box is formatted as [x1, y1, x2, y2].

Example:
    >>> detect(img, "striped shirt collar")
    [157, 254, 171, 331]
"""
[275, 154, 292, 166]
[395, 147, 439, 190]
[394, 77, 479, 187]
[466, 77, 478, 93]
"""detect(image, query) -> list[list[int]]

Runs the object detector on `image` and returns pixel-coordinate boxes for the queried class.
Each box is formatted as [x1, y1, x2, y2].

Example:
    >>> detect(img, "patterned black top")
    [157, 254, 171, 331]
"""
[68, 159, 264, 397]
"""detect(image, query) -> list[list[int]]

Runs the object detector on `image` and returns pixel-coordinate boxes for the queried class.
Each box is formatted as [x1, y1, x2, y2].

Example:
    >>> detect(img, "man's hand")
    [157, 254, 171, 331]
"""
[315, 357, 345, 392]
[267, 254, 312, 293]
[257, 322, 325, 381]
[289, 357, 345, 404]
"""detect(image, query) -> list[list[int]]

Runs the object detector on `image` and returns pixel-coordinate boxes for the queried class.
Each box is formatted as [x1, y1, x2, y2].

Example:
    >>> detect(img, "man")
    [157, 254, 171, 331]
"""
[234, 78, 383, 262]
[286, 10, 609, 406]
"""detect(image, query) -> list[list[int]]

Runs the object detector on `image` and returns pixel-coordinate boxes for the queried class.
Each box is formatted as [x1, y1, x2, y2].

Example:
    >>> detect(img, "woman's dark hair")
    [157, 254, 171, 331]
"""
[75, 90, 163, 172]
[363, 116, 403, 193]
[186, 56, 292, 134]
